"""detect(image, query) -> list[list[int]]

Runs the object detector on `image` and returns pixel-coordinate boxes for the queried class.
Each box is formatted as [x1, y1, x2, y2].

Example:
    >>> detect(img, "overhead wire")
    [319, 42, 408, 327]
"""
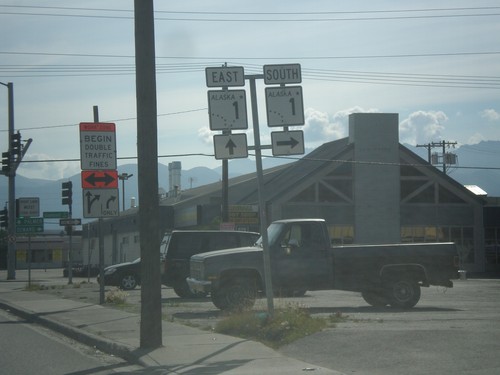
[2, 5, 500, 22]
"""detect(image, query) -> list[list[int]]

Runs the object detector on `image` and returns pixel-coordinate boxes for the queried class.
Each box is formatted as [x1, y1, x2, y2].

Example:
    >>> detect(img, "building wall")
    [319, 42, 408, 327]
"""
[14, 234, 82, 269]
[350, 113, 401, 244]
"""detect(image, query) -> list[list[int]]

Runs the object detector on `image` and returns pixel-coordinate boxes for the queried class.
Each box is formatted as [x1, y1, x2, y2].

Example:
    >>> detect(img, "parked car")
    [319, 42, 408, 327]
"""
[98, 258, 141, 290]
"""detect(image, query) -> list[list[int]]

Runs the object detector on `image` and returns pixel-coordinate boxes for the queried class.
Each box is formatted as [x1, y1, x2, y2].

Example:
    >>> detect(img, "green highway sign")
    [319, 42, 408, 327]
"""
[43, 211, 69, 219]
[16, 217, 44, 234]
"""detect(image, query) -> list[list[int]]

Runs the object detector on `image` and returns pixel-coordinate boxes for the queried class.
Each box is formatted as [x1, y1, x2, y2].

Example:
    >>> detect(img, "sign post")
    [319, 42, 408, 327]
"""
[204, 63, 306, 316]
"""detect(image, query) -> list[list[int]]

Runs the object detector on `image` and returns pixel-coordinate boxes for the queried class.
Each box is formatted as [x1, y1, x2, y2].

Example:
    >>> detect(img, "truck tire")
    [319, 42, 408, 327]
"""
[361, 291, 389, 307]
[386, 278, 421, 309]
[211, 278, 257, 311]
[120, 273, 139, 290]
[173, 280, 208, 299]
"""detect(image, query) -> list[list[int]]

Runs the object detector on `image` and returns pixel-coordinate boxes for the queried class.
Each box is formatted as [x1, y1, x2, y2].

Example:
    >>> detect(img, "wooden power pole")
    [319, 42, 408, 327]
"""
[134, 0, 162, 349]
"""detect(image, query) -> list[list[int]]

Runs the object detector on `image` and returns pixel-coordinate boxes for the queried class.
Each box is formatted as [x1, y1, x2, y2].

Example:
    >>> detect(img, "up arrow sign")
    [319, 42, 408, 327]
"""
[225, 139, 237, 155]
[213, 133, 248, 160]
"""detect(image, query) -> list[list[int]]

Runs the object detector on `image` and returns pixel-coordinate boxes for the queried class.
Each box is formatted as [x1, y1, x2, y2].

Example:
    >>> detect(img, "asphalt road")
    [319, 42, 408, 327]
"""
[6, 269, 500, 375]
[279, 280, 500, 375]
[0, 308, 142, 375]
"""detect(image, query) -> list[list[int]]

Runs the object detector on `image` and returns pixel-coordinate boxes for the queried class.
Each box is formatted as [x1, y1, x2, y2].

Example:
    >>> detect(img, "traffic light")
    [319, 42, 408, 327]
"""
[10, 131, 21, 157]
[1, 151, 10, 174]
[62, 181, 73, 206]
[0, 208, 7, 228]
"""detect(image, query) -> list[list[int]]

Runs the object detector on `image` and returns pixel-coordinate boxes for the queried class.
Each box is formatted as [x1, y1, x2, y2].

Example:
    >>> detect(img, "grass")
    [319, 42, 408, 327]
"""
[214, 303, 343, 349]
[24, 283, 47, 291]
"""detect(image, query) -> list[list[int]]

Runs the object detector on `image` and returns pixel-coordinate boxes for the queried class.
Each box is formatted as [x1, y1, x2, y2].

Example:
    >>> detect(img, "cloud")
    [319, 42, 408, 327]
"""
[480, 109, 500, 121]
[17, 153, 78, 180]
[197, 126, 213, 145]
[303, 106, 379, 146]
[467, 133, 487, 145]
[399, 111, 448, 145]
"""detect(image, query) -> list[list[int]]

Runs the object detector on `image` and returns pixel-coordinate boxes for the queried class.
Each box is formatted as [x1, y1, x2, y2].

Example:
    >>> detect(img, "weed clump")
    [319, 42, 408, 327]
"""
[105, 287, 129, 305]
[24, 283, 47, 291]
[215, 303, 327, 348]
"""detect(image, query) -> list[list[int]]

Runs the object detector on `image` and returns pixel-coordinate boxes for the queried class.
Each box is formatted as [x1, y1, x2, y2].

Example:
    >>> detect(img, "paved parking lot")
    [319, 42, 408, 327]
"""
[6, 269, 500, 374]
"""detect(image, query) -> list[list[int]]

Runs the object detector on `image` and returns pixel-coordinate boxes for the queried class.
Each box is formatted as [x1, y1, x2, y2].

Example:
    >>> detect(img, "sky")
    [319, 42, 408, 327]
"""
[1, 0, 500, 181]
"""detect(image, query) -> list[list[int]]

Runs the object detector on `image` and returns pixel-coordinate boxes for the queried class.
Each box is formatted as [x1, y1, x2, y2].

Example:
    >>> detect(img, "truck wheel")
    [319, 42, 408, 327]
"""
[211, 278, 257, 311]
[361, 291, 389, 307]
[120, 274, 139, 290]
[386, 278, 421, 309]
[173, 281, 207, 299]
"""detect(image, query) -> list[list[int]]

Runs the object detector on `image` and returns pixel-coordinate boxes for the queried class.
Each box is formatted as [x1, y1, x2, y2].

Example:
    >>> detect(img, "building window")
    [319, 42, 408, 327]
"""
[401, 180, 435, 203]
[485, 227, 500, 265]
[328, 225, 354, 245]
[290, 185, 316, 202]
[438, 185, 466, 203]
[401, 226, 475, 265]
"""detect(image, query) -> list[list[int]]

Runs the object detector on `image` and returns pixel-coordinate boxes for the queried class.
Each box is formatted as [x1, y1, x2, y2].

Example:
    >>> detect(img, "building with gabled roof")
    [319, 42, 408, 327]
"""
[82, 113, 494, 274]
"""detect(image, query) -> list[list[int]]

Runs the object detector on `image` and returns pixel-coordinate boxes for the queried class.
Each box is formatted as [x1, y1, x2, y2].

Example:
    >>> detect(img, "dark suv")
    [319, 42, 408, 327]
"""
[162, 230, 260, 297]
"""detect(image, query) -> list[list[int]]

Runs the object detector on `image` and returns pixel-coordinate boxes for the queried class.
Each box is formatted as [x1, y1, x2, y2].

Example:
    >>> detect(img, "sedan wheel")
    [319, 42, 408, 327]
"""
[120, 274, 138, 290]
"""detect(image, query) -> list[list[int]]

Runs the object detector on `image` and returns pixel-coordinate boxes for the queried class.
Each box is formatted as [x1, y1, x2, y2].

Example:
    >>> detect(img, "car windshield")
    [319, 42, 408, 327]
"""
[255, 223, 284, 248]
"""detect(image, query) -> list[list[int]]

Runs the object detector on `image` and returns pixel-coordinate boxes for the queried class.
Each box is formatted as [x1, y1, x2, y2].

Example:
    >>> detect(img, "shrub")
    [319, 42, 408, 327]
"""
[105, 287, 129, 304]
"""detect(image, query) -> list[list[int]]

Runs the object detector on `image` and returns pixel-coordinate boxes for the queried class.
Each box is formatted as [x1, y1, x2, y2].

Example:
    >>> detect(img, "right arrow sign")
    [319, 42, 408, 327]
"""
[271, 130, 305, 156]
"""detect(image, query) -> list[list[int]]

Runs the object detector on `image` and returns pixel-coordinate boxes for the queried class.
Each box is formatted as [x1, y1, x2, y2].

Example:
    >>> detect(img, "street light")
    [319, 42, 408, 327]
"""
[118, 173, 133, 212]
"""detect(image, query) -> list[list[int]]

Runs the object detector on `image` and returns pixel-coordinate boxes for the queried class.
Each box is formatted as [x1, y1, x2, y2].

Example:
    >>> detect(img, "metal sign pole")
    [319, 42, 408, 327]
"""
[92, 105, 106, 305]
[248, 74, 274, 316]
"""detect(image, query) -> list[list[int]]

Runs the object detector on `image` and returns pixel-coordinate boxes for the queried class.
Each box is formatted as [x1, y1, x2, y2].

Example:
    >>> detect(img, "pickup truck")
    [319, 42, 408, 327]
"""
[187, 218, 459, 311]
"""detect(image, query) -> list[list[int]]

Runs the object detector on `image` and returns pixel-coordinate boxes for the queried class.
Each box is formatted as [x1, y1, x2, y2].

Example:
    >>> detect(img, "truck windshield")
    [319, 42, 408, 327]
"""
[255, 223, 284, 248]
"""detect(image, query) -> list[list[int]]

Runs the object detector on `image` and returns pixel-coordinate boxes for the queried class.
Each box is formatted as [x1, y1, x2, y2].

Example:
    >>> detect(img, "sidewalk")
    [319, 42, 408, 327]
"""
[0, 271, 343, 374]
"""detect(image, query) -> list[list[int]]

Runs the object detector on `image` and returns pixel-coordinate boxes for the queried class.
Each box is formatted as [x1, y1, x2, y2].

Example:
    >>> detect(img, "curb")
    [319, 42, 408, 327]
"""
[0, 299, 146, 367]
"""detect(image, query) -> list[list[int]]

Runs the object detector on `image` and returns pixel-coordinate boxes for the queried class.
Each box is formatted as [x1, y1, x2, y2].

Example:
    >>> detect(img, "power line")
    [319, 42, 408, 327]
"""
[2, 59, 499, 89]
[17, 152, 500, 171]
[2, 6, 500, 22]
[3, 5, 500, 15]
[2, 50, 500, 61]
[0, 108, 208, 132]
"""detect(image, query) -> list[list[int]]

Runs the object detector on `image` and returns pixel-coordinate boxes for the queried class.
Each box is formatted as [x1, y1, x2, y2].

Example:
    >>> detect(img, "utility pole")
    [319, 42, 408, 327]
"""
[134, 0, 162, 349]
[1, 82, 16, 280]
[416, 140, 457, 174]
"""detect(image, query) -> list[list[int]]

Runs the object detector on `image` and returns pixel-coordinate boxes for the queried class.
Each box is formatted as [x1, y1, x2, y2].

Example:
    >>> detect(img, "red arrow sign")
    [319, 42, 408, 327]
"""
[81, 170, 118, 189]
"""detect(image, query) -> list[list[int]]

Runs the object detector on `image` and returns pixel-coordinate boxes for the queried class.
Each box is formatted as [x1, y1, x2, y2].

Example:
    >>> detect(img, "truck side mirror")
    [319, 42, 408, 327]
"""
[282, 238, 299, 255]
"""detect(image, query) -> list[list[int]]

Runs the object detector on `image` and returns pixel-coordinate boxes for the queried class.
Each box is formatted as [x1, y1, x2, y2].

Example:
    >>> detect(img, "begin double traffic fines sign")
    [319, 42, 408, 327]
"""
[80, 122, 117, 170]
[80, 122, 119, 218]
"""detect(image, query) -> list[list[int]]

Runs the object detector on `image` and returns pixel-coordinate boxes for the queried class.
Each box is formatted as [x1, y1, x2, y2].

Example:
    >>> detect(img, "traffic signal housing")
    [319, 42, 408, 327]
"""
[0, 208, 8, 228]
[1, 151, 10, 174]
[62, 181, 73, 206]
[10, 131, 21, 157]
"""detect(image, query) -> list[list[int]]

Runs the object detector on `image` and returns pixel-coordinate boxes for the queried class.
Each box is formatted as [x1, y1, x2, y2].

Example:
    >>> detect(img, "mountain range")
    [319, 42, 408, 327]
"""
[1, 141, 499, 229]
